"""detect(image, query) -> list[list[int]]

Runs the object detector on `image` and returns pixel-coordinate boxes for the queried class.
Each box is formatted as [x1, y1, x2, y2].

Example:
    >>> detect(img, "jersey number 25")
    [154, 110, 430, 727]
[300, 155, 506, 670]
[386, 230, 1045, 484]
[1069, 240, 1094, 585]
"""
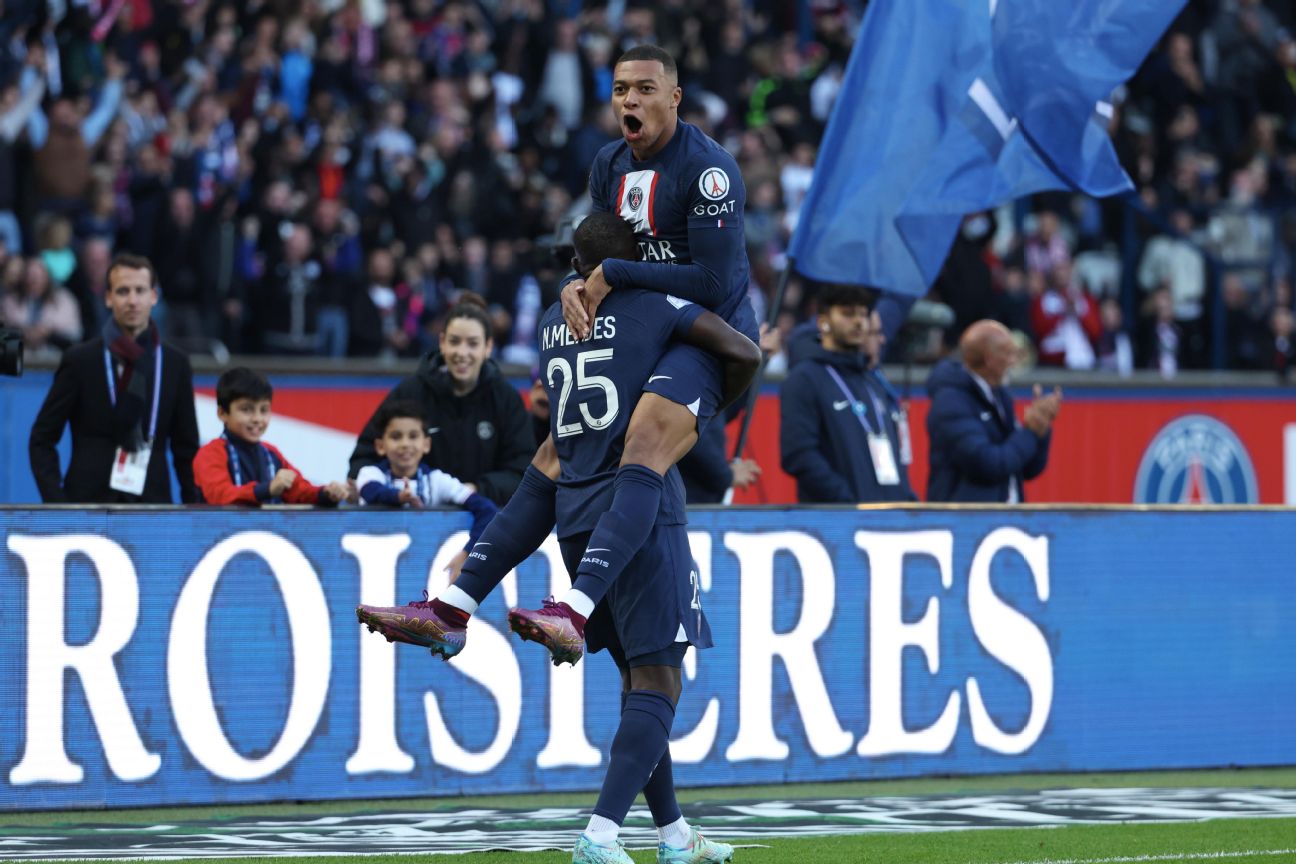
[547, 349, 620, 438]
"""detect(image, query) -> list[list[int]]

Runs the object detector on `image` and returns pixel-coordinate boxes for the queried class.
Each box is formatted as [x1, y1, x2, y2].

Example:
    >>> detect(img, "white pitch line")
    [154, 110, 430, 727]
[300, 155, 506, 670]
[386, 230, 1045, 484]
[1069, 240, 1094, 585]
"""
[992, 848, 1296, 864]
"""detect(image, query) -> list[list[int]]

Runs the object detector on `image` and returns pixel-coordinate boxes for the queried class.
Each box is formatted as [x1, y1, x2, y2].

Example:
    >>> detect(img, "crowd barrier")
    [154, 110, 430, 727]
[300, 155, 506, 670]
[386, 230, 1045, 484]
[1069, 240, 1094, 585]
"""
[1, 506, 1292, 811]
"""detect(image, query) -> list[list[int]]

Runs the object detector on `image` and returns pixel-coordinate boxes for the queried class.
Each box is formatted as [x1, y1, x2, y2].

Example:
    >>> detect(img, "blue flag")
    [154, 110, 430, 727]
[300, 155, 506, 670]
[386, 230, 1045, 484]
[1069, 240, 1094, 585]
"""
[789, 0, 1183, 295]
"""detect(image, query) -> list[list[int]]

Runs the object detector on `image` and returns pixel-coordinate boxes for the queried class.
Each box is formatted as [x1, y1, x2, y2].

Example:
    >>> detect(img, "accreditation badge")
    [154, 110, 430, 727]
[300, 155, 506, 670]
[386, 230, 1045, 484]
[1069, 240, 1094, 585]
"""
[868, 433, 901, 486]
[109, 442, 152, 495]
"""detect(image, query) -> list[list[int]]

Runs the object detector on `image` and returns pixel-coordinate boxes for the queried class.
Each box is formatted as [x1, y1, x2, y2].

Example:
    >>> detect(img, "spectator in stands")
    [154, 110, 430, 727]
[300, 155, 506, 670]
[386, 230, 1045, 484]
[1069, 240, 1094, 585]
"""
[1137, 287, 1185, 378]
[926, 320, 1060, 503]
[1, 256, 81, 355]
[781, 284, 915, 503]
[351, 246, 422, 359]
[1268, 303, 1295, 379]
[256, 222, 321, 355]
[0, 0, 1292, 375]
[67, 235, 112, 337]
[194, 366, 349, 506]
[0, 54, 45, 253]
[1024, 210, 1071, 277]
[349, 295, 531, 506]
[153, 187, 208, 348]
[1096, 297, 1135, 377]
[28, 53, 126, 216]
[312, 197, 363, 358]
[934, 212, 997, 348]
[1223, 273, 1266, 369]
[29, 253, 199, 503]
[1138, 208, 1206, 367]
[1030, 260, 1101, 368]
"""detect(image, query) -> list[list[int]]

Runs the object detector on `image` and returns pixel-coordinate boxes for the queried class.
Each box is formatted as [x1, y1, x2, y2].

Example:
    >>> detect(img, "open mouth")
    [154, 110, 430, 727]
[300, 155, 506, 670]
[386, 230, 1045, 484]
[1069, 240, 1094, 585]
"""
[623, 115, 643, 135]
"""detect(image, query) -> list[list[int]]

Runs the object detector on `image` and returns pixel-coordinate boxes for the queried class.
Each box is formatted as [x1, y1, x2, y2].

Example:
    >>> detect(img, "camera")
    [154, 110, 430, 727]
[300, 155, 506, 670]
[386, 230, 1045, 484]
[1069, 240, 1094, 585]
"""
[1, 326, 23, 378]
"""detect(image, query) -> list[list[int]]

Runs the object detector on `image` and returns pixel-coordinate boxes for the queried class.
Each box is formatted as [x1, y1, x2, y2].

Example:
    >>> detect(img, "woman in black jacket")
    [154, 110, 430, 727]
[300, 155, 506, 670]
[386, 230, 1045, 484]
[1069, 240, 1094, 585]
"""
[348, 295, 532, 505]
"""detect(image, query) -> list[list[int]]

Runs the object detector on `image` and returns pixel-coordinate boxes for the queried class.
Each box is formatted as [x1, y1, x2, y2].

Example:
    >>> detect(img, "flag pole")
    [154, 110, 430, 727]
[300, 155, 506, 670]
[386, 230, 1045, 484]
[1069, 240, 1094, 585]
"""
[731, 257, 794, 462]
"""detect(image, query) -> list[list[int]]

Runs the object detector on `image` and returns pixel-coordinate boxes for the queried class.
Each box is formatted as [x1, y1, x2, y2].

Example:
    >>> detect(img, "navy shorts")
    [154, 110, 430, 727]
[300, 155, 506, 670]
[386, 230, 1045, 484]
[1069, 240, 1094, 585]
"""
[560, 525, 713, 669]
[644, 297, 759, 430]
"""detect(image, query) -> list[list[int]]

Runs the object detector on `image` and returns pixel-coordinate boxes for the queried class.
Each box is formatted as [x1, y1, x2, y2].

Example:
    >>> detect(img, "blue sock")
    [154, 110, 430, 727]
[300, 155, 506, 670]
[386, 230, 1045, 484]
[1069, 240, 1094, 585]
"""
[621, 691, 682, 827]
[571, 465, 663, 606]
[593, 689, 676, 825]
[454, 466, 556, 606]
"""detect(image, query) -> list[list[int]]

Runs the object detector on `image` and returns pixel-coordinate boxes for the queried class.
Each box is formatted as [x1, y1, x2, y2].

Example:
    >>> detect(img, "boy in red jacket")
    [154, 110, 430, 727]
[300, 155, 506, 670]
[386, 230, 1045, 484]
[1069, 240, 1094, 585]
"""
[194, 367, 349, 506]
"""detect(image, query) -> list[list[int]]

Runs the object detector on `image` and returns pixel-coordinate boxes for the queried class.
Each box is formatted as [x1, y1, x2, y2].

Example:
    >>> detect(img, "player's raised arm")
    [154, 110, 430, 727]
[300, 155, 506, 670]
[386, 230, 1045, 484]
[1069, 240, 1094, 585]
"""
[678, 311, 760, 411]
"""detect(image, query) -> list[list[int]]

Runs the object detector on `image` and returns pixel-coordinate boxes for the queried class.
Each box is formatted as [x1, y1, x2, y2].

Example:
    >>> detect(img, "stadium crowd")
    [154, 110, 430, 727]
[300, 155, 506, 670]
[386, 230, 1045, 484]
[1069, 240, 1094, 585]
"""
[2, 0, 1296, 375]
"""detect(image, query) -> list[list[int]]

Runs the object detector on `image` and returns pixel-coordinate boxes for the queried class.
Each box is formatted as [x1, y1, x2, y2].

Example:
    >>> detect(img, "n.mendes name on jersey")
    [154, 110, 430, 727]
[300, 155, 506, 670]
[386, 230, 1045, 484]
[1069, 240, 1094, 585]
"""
[539, 315, 617, 352]
[538, 290, 702, 539]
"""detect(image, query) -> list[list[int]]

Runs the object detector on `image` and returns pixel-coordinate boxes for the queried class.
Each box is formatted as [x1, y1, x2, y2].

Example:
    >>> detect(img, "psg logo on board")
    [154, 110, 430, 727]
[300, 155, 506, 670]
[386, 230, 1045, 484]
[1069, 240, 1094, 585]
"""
[628, 186, 644, 210]
[1133, 415, 1258, 504]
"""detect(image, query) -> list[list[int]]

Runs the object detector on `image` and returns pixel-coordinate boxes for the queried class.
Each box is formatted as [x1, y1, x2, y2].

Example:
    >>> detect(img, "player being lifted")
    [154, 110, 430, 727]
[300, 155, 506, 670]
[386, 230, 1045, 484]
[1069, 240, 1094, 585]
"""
[514, 43, 761, 644]
[378, 44, 758, 663]
[359, 212, 756, 863]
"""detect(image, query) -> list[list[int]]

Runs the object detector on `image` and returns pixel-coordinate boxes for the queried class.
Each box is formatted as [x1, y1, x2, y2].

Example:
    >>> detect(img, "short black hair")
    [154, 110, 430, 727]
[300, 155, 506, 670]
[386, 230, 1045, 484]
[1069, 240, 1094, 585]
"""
[216, 367, 273, 410]
[573, 212, 640, 271]
[108, 252, 156, 288]
[818, 284, 878, 313]
[616, 44, 678, 83]
[373, 400, 427, 438]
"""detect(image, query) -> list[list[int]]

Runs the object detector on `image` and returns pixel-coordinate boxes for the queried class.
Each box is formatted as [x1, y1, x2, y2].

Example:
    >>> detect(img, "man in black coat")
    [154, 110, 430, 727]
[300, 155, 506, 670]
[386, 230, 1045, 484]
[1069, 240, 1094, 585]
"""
[925, 320, 1061, 503]
[348, 347, 533, 507]
[780, 284, 915, 503]
[29, 253, 200, 503]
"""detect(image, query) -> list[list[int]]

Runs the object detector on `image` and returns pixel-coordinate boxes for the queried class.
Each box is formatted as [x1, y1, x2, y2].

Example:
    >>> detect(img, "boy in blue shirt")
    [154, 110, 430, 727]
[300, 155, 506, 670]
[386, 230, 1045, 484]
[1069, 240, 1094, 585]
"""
[356, 399, 497, 583]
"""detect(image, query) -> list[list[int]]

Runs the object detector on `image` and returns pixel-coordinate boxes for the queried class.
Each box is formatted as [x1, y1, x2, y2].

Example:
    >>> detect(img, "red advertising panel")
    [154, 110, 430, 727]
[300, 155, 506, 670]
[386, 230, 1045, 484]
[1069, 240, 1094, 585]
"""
[198, 381, 1295, 506]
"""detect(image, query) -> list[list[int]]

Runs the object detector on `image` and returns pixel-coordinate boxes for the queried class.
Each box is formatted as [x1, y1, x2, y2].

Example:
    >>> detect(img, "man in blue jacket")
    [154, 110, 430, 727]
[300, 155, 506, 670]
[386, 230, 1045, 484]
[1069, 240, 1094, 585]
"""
[926, 320, 1062, 502]
[780, 284, 916, 503]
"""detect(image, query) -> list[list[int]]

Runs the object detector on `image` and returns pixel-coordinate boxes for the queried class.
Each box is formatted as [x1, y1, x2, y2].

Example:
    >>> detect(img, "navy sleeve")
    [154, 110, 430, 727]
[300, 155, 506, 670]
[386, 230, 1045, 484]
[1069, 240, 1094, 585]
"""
[360, 480, 404, 506]
[1023, 429, 1051, 480]
[461, 492, 499, 549]
[779, 368, 853, 503]
[669, 300, 706, 337]
[601, 153, 746, 310]
[928, 389, 1043, 484]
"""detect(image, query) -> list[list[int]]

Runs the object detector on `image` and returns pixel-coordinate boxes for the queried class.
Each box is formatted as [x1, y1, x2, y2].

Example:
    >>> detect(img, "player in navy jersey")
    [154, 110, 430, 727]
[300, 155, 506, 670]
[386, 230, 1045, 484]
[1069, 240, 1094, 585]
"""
[504, 44, 763, 643]
[357, 213, 752, 863]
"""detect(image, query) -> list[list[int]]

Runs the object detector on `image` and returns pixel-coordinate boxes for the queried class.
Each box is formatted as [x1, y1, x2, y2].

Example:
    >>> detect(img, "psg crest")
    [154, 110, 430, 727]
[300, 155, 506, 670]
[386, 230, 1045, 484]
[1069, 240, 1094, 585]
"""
[628, 186, 644, 210]
[1133, 415, 1258, 504]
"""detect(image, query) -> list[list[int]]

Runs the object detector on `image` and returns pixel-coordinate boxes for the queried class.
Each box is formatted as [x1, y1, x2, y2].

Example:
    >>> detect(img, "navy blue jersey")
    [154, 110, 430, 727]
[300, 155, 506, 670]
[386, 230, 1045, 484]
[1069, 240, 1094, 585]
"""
[591, 121, 751, 323]
[539, 289, 704, 538]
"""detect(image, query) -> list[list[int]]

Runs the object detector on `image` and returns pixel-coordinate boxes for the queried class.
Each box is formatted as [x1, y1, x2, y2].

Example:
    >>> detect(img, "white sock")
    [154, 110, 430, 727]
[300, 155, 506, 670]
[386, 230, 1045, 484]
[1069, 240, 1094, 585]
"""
[584, 814, 620, 846]
[658, 816, 691, 848]
[562, 588, 596, 619]
[436, 584, 479, 615]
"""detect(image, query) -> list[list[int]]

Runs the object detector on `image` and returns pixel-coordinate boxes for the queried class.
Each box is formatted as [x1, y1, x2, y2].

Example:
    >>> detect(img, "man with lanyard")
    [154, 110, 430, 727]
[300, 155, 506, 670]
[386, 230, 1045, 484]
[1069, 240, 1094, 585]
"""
[779, 284, 916, 503]
[30, 253, 200, 503]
